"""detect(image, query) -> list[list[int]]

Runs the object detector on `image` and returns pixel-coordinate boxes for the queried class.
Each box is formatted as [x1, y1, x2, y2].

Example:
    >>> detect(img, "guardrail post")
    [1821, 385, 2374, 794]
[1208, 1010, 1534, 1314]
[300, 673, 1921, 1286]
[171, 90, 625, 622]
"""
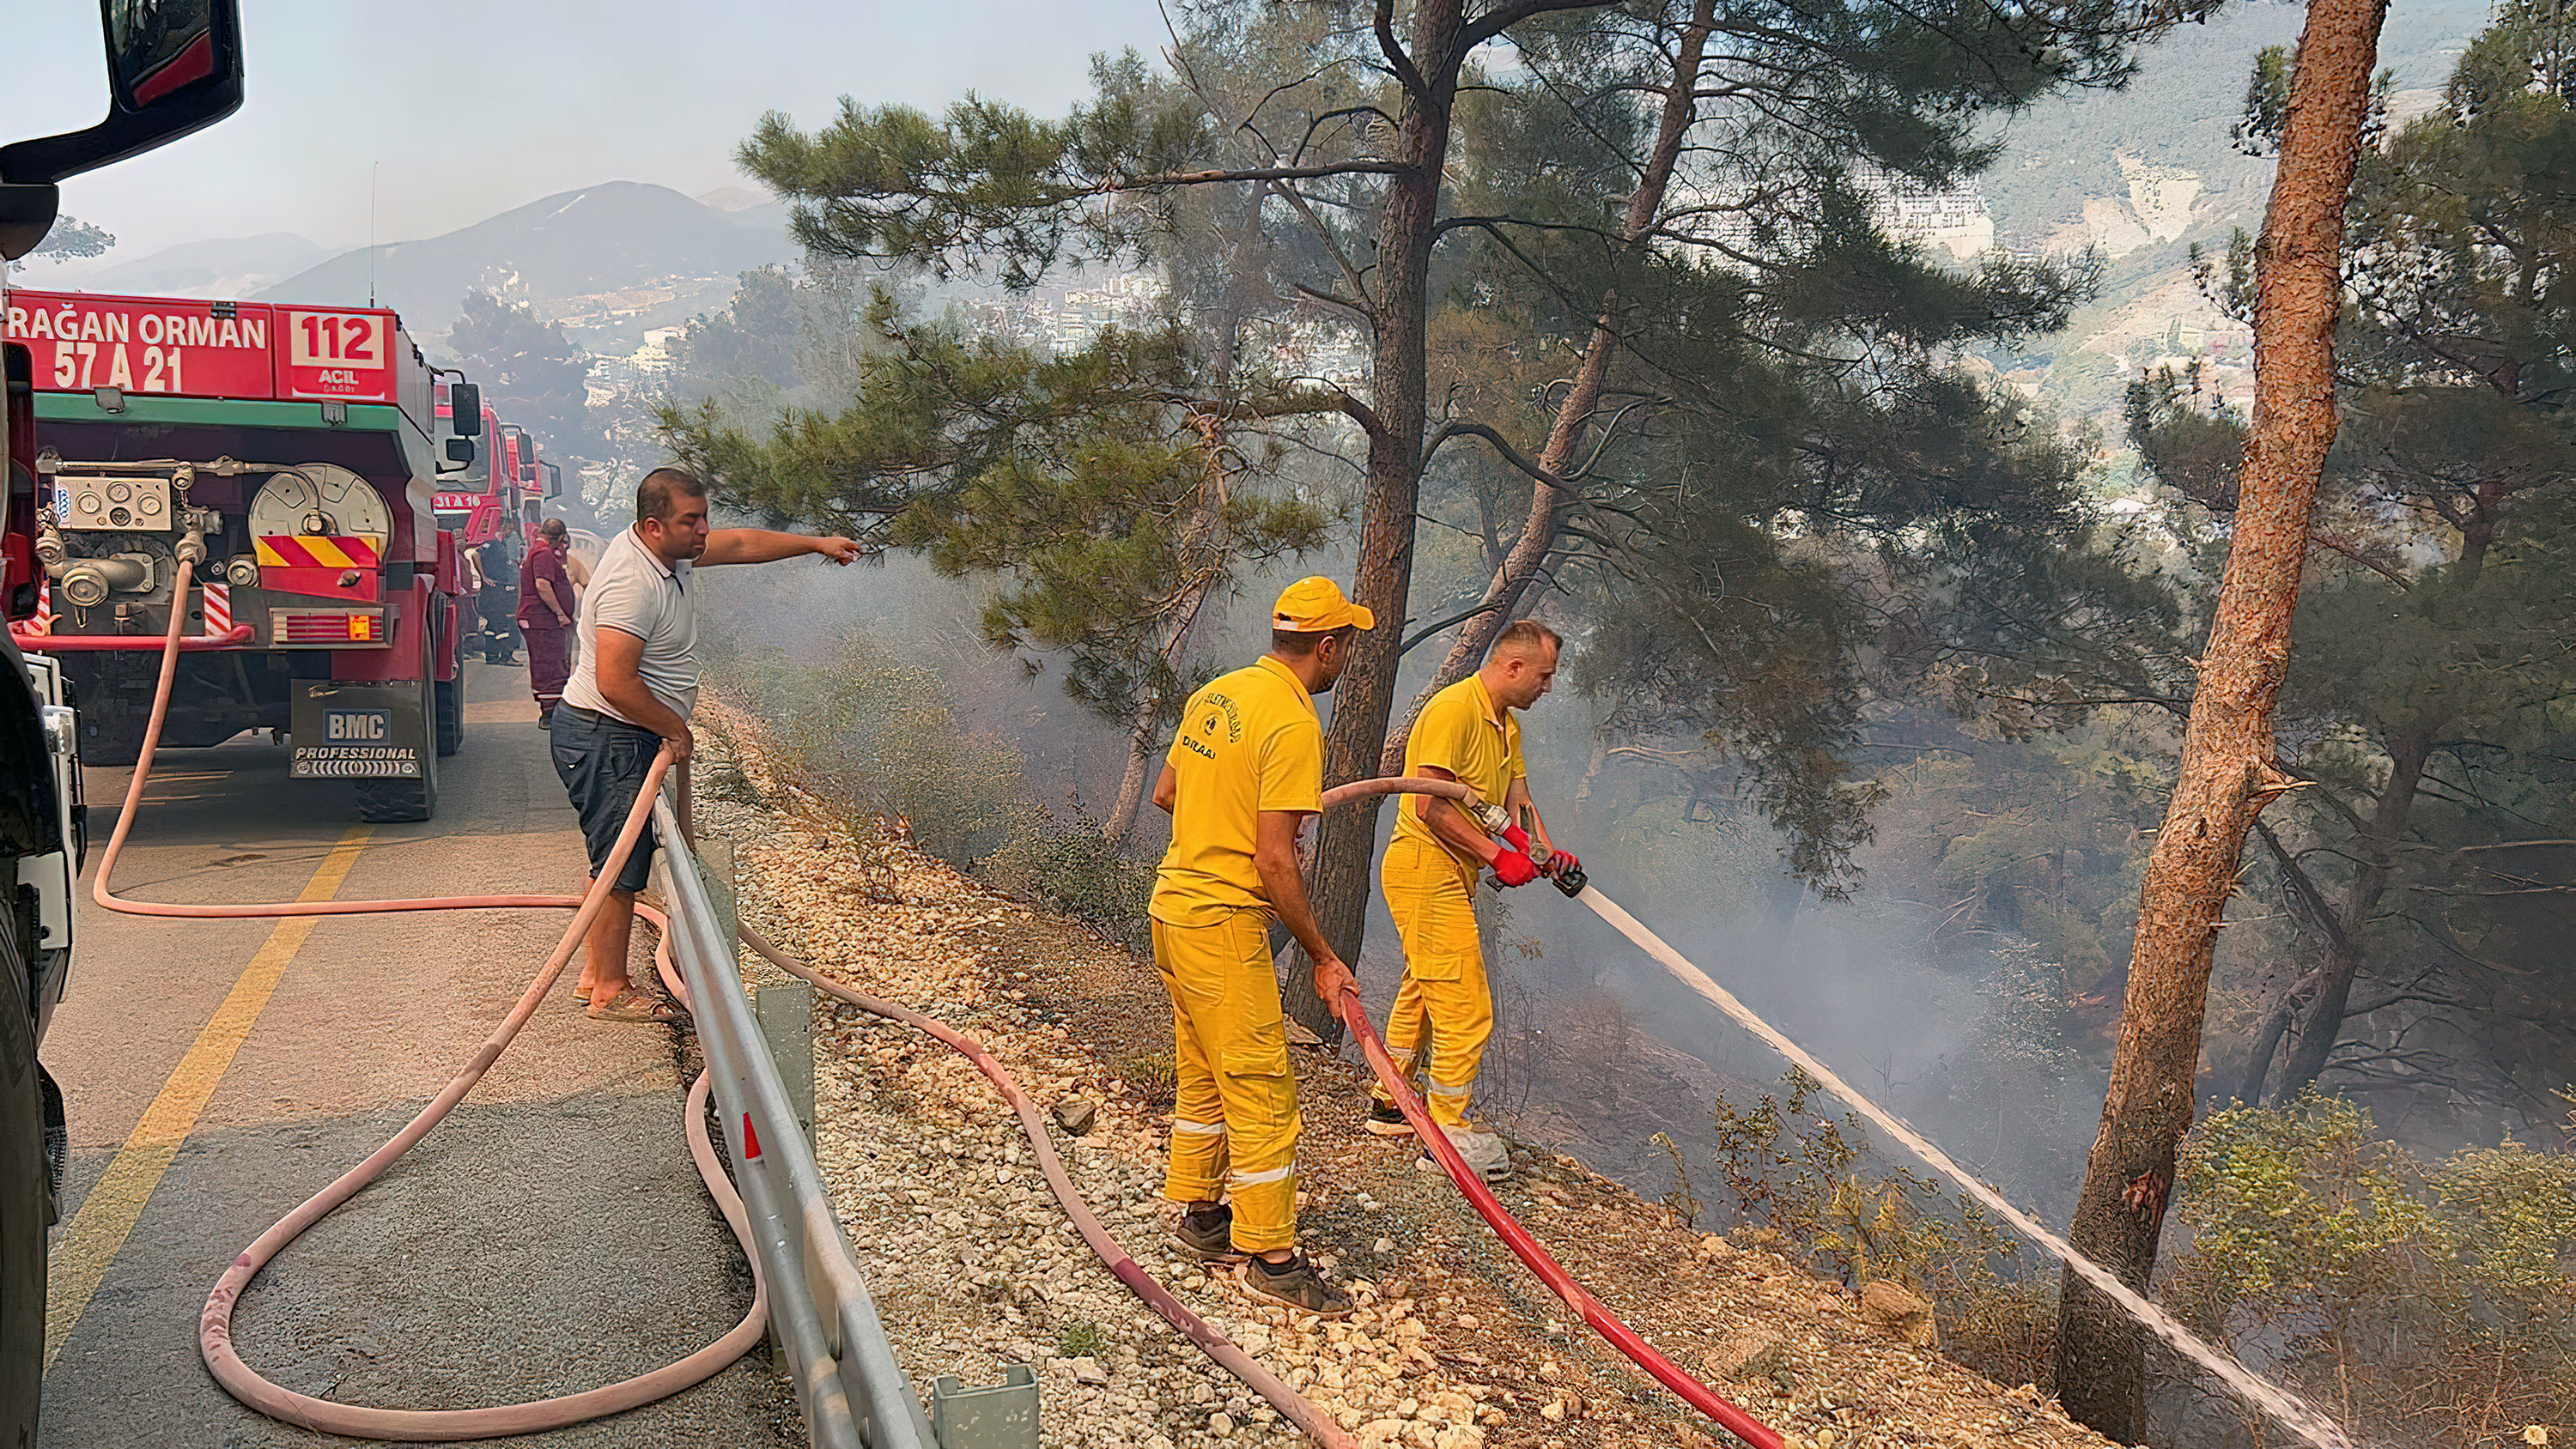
[931, 1365, 1040, 1449]
[757, 982, 816, 1149]
[698, 837, 738, 951]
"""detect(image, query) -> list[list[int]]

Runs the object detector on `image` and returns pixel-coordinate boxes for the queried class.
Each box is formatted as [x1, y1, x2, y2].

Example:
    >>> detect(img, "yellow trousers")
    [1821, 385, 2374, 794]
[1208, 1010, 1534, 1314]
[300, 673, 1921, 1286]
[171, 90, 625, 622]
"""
[1151, 909, 1301, 1252]
[1373, 837, 1492, 1130]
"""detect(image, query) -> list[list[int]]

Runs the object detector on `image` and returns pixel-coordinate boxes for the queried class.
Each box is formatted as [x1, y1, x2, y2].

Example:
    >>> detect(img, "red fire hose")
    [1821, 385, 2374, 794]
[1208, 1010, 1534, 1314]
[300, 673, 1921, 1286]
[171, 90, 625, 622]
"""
[1334, 985, 1777, 1447]
[748, 767, 1775, 1448]
[1315, 777, 1781, 1449]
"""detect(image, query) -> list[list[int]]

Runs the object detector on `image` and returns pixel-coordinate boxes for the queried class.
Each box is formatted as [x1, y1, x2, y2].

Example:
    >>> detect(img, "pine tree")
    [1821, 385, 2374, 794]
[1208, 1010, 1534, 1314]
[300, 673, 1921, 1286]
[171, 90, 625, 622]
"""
[2057, 0, 2391, 1433]
[2123, 12, 2576, 1119]
[663, 296, 1335, 840]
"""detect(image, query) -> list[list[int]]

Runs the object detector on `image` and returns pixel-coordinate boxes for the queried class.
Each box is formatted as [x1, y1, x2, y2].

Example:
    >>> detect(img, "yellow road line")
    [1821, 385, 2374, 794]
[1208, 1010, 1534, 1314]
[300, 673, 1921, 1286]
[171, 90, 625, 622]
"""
[44, 826, 373, 1368]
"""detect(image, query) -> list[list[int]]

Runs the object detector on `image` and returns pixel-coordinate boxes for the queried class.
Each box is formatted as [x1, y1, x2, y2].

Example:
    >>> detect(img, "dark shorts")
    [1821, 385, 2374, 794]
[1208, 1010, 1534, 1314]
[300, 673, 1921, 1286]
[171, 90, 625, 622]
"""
[549, 705, 662, 894]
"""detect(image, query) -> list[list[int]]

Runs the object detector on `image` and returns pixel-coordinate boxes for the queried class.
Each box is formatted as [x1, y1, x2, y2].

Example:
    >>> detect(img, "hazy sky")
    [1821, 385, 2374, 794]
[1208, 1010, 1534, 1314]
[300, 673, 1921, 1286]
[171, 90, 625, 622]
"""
[18, 0, 1171, 263]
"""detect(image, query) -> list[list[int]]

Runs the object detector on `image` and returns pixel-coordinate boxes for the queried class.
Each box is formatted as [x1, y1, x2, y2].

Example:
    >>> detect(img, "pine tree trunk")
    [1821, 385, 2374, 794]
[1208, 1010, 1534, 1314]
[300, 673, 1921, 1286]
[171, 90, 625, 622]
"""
[2269, 473, 2499, 1100]
[2273, 725, 2430, 1098]
[1284, 0, 1467, 1041]
[1382, 0, 1716, 772]
[1104, 700, 1160, 843]
[2053, 0, 2388, 1435]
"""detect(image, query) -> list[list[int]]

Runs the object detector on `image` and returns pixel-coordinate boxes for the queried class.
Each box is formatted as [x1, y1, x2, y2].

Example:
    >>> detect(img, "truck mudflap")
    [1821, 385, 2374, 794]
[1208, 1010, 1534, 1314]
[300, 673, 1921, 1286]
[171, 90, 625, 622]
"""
[290, 680, 428, 780]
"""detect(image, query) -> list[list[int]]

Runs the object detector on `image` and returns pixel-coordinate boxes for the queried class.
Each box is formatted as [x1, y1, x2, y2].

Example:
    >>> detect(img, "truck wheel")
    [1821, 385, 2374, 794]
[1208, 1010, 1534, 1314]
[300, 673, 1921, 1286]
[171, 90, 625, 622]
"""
[355, 678, 440, 822]
[435, 674, 464, 757]
[2, 918, 48, 1445]
[355, 766, 438, 822]
[68, 655, 159, 767]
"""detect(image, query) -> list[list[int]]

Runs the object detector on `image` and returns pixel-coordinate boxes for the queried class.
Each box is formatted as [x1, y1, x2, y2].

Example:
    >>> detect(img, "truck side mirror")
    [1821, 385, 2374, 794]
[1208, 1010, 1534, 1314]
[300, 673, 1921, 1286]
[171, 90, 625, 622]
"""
[0, 0, 245, 189]
[445, 437, 477, 465]
[447, 382, 480, 429]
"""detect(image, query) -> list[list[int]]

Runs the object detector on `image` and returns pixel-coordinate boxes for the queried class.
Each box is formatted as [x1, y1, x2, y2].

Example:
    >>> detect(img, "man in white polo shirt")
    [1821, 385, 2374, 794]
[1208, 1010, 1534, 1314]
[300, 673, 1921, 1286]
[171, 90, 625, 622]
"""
[554, 466, 860, 1022]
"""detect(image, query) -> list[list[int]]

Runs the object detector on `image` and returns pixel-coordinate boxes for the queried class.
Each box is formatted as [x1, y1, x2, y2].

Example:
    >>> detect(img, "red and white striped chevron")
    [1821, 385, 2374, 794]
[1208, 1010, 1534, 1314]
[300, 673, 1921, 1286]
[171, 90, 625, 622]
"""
[30, 583, 51, 636]
[203, 582, 231, 634]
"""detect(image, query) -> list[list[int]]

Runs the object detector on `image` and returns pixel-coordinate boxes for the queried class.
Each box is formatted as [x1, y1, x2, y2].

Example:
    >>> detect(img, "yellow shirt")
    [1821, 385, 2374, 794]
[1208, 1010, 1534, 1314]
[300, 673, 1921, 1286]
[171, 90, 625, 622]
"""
[1390, 673, 1523, 868]
[1151, 655, 1322, 926]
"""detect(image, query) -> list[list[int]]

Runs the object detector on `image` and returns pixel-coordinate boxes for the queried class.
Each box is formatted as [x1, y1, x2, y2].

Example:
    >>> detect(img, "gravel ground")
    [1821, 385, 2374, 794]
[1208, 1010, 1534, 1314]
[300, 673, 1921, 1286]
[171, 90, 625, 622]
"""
[687, 700, 2131, 1449]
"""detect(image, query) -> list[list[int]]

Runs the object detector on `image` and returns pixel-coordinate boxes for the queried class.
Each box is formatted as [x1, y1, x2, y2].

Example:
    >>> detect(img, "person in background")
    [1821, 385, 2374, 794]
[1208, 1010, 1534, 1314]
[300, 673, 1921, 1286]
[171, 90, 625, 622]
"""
[477, 528, 521, 665]
[517, 517, 578, 726]
[1150, 576, 1370, 1318]
[1364, 620, 1578, 1181]
[553, 468, 859, 1023]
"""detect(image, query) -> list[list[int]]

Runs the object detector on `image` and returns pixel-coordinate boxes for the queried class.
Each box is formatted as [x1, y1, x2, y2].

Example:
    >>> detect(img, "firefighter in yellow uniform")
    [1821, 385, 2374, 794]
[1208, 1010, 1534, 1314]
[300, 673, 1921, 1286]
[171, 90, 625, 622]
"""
[1366, 621, 1578, 1180]
[1150, 577, 1372, 1318]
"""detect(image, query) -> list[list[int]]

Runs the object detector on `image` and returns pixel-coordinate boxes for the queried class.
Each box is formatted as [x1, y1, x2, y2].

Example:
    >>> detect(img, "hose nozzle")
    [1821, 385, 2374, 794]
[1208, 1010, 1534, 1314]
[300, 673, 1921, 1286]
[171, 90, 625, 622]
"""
[1550, 863, 1587, 898]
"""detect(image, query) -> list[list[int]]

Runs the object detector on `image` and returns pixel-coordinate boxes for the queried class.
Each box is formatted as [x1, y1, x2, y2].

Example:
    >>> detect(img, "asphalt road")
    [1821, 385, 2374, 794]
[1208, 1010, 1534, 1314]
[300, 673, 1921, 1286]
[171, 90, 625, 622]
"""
[37, 663, 794, 1447]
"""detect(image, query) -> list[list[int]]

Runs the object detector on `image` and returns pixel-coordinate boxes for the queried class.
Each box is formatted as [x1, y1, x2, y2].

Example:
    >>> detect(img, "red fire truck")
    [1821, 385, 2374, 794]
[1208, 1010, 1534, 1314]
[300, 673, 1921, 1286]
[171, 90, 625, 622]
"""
[433, 384, 562, 657]
[4, 288, 472, 822]
[4, 3, 253, 1435]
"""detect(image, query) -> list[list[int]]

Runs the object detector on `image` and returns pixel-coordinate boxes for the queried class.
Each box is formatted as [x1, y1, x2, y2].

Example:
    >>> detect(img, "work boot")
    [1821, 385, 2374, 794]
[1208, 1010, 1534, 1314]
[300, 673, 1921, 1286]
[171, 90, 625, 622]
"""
[1168, 1203, 1243, 1263]
[1415, 1123, 1511, 1182]
[1363, 1100, 1414, 1137]
[1241, 1251, 1353, 1319]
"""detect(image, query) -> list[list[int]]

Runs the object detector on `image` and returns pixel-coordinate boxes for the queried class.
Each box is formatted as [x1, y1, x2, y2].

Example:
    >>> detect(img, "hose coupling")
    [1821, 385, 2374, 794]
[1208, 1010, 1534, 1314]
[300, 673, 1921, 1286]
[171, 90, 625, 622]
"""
[35, 510, 64, 570]
[56, 554, 153, 608]
[1550, 863, 1587, 898]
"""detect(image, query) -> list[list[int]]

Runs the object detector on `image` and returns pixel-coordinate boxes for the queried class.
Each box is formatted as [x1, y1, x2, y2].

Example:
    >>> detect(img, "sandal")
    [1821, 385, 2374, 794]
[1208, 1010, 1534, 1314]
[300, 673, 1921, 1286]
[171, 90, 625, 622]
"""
[586, 988, 687, 1024]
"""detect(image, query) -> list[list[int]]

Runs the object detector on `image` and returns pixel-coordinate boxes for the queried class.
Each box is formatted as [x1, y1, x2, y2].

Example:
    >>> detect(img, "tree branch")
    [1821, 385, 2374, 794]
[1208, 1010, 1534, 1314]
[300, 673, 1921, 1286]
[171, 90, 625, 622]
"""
[1376, 0, 1431, 103]
[1461, 0, 1619, 52]
[1105, 161, 1409, 191]
[1401, 598, 1505, 653]
[1422, 420, 1572, 492]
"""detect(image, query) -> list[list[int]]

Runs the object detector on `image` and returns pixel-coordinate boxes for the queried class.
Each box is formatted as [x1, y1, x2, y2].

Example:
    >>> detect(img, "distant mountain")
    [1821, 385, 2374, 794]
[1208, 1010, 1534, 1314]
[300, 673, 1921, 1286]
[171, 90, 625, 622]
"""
[696, 184, 794, 237]
[257, 180, 795, 344]
[19, 232, 332, 300]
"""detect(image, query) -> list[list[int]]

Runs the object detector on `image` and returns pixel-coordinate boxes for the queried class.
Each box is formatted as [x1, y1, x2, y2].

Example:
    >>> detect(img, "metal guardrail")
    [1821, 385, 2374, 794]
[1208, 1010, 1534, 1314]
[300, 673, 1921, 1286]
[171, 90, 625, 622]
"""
[652, 784, 938, 1449]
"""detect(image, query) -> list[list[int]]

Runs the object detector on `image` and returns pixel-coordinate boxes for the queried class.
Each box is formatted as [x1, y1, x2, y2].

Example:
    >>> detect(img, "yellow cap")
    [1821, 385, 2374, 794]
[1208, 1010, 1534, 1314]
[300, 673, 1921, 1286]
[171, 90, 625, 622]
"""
[1272, 576, 1376, 634]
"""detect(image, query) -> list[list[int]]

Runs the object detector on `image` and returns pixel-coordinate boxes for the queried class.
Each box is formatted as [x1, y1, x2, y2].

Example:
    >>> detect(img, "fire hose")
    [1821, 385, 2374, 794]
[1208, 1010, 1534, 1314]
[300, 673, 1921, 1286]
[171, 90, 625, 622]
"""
[89, 557, 765, 1440]
[737, 923, 1363, 1449]
[88, 557, 1367, 1444]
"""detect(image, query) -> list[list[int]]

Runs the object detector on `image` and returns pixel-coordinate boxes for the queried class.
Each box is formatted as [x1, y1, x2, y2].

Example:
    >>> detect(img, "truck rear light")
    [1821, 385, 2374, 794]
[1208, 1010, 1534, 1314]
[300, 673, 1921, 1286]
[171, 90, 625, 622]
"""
[275, 609, 386, 646]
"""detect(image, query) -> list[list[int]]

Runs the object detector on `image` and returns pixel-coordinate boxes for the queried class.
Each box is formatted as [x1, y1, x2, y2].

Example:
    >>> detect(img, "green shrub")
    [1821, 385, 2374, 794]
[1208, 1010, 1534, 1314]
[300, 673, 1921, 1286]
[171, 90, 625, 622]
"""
[2166, 1094, 2575, 1444]
[978, 811, 1154, 947]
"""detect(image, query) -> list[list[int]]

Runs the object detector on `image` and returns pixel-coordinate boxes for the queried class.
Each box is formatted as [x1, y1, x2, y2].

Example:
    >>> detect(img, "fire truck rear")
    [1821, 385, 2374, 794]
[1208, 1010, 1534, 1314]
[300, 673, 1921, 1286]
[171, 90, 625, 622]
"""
[4, 289, 470, 822]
